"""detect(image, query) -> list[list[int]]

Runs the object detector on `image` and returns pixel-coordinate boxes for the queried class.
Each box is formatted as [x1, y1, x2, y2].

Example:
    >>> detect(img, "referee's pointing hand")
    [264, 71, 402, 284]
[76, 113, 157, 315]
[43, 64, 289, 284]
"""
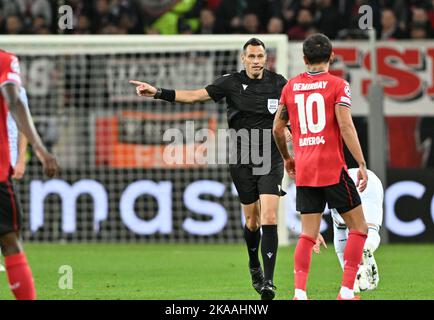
[129, 80, 157, 97]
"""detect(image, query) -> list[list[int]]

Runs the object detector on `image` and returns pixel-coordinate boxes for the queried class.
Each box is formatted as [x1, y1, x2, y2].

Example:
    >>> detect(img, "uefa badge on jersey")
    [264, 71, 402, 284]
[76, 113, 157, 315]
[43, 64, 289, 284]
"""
[267, 99, 278, 114]
[344, 85, 351, 97]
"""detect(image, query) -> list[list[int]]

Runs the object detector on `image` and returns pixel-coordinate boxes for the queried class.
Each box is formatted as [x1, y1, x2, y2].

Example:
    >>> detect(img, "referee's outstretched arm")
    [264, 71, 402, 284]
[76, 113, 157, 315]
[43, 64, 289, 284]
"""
[129, 80, 211, 104]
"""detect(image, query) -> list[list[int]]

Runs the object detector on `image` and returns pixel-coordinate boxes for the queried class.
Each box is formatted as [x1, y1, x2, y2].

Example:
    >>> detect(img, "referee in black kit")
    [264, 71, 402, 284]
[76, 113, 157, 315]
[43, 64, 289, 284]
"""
[130, 38, 287, 300]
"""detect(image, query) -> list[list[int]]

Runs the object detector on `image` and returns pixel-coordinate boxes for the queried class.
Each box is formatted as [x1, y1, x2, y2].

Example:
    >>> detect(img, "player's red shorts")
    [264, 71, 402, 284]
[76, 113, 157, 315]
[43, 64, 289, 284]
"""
[296, 168, 361, 214]
[0, 178, 22, 236]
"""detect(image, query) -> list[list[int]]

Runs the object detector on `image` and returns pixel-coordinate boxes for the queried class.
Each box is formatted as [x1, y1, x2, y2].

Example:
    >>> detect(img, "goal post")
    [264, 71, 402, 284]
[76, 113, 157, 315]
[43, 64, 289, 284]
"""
[0, 34, 292, 243]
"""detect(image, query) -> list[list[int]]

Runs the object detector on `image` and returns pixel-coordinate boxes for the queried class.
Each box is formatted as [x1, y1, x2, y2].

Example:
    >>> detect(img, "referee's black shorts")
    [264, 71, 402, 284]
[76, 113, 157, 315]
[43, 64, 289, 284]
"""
[230, 164, 285, 205]
[0, 179, 22, 236]
[296, 168, 361, 214]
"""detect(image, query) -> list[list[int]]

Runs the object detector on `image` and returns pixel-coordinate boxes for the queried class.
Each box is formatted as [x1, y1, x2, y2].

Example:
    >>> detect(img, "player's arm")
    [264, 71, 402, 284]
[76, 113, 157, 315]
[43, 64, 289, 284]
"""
[129, 80, 212, 104]
[12, 131, 28, 180]
[1, 84, 59, 177]
[335, 105, 367, 191]
[273, 103, 295, 177]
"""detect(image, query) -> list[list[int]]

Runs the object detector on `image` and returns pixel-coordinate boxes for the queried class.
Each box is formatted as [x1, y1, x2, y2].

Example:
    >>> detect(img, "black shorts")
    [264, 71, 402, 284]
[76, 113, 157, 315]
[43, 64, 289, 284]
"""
[0, 179, 22, 236]
[230, 164, 285, 205]
[296, 168, 361, 214]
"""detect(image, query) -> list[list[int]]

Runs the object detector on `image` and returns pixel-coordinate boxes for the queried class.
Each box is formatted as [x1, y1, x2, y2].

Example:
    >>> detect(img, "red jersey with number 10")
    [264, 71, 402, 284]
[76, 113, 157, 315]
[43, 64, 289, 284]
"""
[280, 71, 352, 187]
[0, 50, 22, 182]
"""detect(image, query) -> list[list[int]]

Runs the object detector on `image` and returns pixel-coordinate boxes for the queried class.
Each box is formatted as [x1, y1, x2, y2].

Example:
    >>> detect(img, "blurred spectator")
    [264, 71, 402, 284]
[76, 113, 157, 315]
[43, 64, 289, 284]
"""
[411, 6, 433, 37]
[5, 15, 23, 34]
[23, 0, 52, 27]
[31, 15, 48, 34]
[287, 8, 314, 40]
[380, 0, 408, 30]
[380, 8, 407, 40]
[409, 21, 429, 38]
[214, 0, 271, 34]
[148, 0, 200, 34]
[281, 0, 298, 30]
[74, 15, 92, 34]
[1, 0, 52, 32]
[267, 16, 284, 34]
[198, 8, 216, 34]
[91, 0, 141, 34]
[241, 12, 261, 34]
[118, 11, 137, 33]
[92, 0, 112, 33]
[215, 0, 249, 33]
[316, 0, 340, 39]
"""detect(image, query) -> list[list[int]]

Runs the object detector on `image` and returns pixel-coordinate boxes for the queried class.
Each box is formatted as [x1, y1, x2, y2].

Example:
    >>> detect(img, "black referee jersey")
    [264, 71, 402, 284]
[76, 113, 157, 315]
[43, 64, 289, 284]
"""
[205, 69, 287, 174]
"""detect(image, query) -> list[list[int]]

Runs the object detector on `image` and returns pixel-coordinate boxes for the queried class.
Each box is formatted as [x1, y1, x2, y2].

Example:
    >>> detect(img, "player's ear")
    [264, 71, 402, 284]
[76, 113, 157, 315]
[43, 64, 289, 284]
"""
[241, 51, 246, 63]
[330, 52, 335, 64]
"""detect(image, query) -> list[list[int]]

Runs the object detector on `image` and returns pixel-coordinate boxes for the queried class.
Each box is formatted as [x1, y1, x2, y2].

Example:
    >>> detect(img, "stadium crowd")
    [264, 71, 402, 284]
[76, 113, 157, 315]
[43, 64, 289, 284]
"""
[0, 0, 434, 39]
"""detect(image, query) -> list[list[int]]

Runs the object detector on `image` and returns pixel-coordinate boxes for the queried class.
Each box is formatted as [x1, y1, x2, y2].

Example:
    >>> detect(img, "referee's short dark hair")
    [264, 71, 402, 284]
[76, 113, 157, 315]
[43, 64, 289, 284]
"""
[243, 38, 266, 51]
[303, 33, 332, 64]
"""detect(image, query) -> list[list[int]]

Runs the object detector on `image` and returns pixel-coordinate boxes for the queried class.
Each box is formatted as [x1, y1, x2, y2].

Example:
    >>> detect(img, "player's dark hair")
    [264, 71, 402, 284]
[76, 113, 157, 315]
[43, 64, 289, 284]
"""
[303, 33, 332, 64]
[243, 38, 266, 51]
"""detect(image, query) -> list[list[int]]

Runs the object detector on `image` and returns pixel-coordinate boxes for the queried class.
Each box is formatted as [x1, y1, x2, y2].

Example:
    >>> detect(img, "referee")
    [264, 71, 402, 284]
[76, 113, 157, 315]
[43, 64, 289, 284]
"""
[130, 38, 287, 300]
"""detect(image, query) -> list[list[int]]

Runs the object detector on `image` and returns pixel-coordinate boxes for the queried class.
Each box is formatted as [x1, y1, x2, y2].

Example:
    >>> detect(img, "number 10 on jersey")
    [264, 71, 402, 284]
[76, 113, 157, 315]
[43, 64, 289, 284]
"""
[295, 93, 326, 134]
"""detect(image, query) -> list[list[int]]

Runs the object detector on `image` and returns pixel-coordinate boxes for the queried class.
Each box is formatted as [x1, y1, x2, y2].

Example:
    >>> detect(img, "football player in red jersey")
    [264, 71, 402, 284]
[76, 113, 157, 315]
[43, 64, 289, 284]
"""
[0, 50, 59, 299]
[273, 34, 368, 300]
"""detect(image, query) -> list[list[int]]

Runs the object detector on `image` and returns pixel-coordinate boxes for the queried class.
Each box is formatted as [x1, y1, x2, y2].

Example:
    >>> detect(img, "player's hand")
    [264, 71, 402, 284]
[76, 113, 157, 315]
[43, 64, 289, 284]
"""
[284, 157, 295, 180]
[356, 163, 368, 193]
[12, 160, 26, 180]
[129, 80, 157, 97]
[313, 233, 327, 254]
[35, 148, 60, 178]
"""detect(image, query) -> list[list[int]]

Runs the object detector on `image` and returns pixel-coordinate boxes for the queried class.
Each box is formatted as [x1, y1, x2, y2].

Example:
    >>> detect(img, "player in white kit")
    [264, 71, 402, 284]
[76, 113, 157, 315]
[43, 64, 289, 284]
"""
[315, 168, 384, 292]
[0, 87, 29, 272]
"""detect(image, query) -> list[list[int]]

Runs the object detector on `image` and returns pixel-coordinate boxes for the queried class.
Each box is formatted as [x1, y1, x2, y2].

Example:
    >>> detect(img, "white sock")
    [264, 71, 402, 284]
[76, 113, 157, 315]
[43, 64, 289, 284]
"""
[339, 286, 354, 299]
[333, 224, 347, 269]
[294, 289, 308, 300]
[364, 226, 380, 253]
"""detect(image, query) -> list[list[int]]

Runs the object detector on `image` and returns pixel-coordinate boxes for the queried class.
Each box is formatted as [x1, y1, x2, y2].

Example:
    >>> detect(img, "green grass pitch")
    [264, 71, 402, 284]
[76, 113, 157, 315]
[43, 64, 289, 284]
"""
[0, 243, 433, 300]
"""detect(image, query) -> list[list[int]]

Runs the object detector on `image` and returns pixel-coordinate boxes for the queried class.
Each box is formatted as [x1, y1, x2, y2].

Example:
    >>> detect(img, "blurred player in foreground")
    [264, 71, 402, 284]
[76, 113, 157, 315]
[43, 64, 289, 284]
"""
[0, 49, 59, 299]
[315, 168, 384, 292]
[0, 87, 29, 273]
[130, 38, 288, 300]
[273, 33, 368, 300]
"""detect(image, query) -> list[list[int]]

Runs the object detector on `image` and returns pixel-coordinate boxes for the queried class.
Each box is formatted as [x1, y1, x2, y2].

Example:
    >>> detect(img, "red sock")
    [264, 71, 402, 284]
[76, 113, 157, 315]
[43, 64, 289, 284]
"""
[5, 252, 36, 300]
[294, 234, 316, 291]
[341, 230, 367, 289]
